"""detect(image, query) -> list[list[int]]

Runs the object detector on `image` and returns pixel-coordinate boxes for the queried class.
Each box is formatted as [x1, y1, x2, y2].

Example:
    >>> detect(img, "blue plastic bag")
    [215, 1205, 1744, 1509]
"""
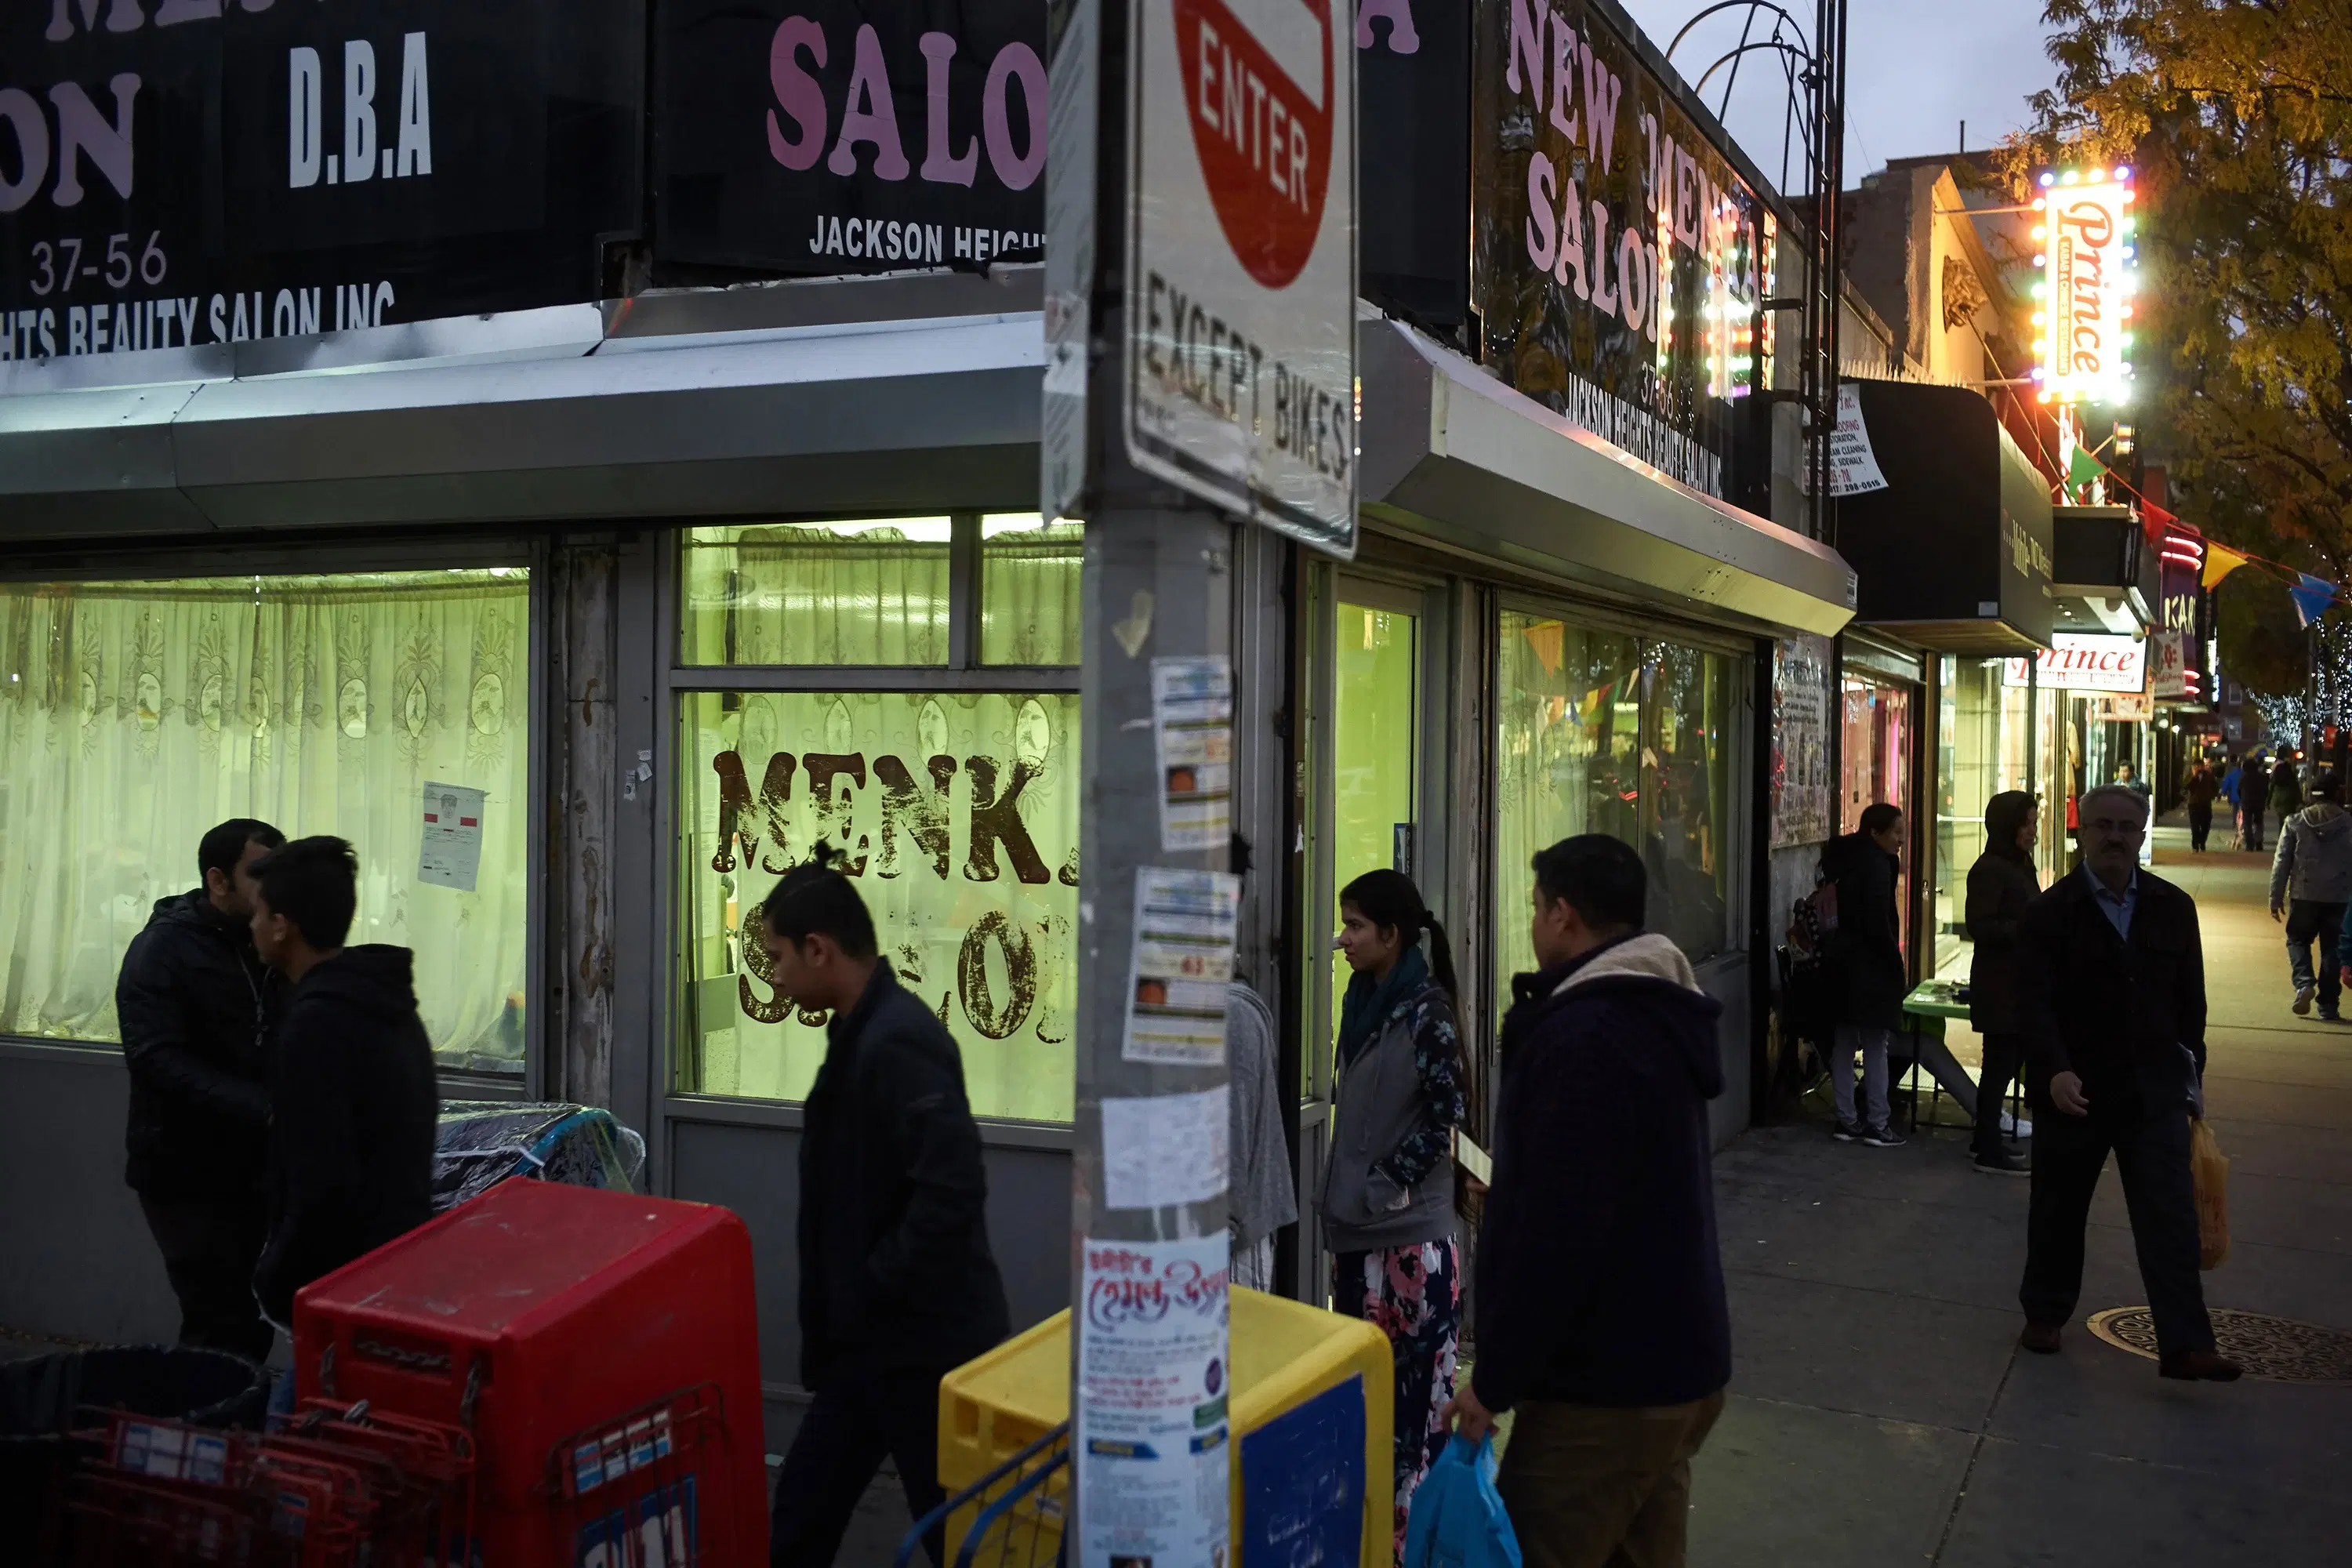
[1403, 1433, 1522, 1568]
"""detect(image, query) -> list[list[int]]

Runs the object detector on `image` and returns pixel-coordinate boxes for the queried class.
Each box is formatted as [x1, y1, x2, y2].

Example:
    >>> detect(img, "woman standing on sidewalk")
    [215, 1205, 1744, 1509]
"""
[1963, 792, 2039, 1174]
[1820, 805, 1910, 1147]
[1323, 869, 1466, 1565]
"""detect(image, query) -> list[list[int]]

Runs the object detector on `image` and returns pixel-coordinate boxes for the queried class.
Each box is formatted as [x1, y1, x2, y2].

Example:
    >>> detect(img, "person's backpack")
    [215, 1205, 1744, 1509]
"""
[1404, 1435, 1521, 1568]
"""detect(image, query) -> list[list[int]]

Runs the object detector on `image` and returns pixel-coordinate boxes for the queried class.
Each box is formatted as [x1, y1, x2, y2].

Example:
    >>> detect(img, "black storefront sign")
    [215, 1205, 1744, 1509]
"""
[1468, 0, 1769, 502]
[1357, 0, 1468, 339]
[657, 1, 1046, 276]
[0, 2, 642, 360]
[1837, 380, 2056, 651]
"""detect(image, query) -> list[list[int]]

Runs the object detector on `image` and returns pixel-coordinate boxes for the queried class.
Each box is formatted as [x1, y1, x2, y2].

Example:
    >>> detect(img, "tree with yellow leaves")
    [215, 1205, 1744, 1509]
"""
[2001, 1, 2352, 593]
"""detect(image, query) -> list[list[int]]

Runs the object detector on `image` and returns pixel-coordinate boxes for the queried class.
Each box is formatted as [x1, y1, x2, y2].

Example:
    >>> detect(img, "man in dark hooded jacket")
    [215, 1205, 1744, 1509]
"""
[245, 836, 437, 1327]
[1445, 834, 1729, 1568]
[114, 818, 287, 1361]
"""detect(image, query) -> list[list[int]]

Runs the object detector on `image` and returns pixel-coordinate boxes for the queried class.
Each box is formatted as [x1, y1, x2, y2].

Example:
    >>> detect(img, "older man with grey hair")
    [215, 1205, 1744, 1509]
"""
[2011, 783, 2238, 1379]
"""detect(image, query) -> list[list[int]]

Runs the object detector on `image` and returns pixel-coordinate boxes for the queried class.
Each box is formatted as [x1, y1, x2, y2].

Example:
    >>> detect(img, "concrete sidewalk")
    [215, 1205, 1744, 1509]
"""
[1691, 830, 2352, 1566]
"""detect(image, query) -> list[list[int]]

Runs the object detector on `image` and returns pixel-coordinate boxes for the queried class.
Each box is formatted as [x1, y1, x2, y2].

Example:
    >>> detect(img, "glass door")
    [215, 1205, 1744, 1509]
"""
[1331, 593, 1421, 1010]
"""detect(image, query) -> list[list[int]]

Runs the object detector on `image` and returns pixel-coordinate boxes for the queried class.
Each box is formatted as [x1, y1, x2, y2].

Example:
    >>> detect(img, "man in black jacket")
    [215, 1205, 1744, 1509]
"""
[2015, 786, 2238, 1380]
[1820, 803, 1910, 1147]
[114, 818, 286, 1362]
[760, 851, 1010, 1568]
[1446, 836, 1729, 1568]
[245, 837, 437, 1327]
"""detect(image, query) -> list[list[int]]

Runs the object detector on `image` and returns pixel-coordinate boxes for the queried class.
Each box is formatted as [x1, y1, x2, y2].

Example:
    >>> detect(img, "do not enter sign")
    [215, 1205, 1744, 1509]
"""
[1173, 0, 1336, 289]
[1125, 0, 1356, 555]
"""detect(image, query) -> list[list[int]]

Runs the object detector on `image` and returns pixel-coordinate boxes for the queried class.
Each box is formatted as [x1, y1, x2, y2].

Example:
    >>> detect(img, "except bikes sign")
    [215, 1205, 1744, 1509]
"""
[0, 2, 641, 361]
[1123, 0, 1357, 554]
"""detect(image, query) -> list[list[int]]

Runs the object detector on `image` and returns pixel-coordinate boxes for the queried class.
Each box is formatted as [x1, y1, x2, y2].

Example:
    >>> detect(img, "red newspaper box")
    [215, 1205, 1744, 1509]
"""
[293, 1179, 768, 1566]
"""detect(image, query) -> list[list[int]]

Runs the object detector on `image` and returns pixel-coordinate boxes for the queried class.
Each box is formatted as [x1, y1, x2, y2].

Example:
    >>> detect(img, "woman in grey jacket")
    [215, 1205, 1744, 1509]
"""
[1323, 869, 1466, 1564]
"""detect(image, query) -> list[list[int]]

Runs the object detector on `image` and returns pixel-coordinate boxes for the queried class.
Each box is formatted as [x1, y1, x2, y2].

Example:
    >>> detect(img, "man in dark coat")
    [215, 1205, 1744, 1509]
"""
[246, 837, 437, 1328]
[1962, 792, 2040, 1176]
[2271, 754, 2303, 819]
[2015, 785, 2240, 1380]
[2240, 757, 2271, 851]
[1820, 803, 1909, 1145]
[1446, 834, 1729, 1568]
[114, 817, 287, 1362]
[760, 851, 1010, 1568]
[2184, 762, 2219, 853]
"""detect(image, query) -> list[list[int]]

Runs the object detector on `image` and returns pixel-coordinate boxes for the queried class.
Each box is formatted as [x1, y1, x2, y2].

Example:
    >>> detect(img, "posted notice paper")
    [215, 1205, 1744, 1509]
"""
[418, 782, 485, 892]
[1123, 868, 1240, 1066]
[1150, 656, 1234, 852]
[1099, 1087, 1229, 1211]
[1075, 1234, 1231, 1568]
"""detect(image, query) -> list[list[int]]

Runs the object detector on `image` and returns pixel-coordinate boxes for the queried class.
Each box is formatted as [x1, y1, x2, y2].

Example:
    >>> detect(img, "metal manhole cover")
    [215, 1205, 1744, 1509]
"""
[2085, 1307, 2352, 1383]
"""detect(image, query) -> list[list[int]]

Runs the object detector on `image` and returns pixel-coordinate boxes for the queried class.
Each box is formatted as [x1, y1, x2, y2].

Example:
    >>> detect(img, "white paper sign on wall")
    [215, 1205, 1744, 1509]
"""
[1123, 0, 1357, 556]
[1829, 383, 1889, 497]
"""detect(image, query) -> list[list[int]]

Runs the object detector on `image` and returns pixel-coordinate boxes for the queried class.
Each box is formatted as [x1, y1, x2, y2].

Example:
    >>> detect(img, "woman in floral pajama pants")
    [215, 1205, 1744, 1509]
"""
[1322, 868, 1469, 1564]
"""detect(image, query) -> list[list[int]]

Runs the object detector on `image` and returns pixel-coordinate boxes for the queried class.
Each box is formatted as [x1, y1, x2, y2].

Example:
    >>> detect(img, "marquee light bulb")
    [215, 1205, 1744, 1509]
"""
[2034, 254, 2048, 267]
[2039, 172, 2056, 187]
[2061, 169, 2080, 183]
[2034, 338, 2049, 354]
[2032, 224, 2048, 240]
[2115, 165, 2132, 181]
[2032, 310, 2047, 325]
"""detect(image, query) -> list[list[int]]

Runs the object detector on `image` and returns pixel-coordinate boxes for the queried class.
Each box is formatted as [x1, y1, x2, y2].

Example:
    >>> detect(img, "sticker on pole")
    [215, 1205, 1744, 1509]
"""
[1126, 0, 1356, 557]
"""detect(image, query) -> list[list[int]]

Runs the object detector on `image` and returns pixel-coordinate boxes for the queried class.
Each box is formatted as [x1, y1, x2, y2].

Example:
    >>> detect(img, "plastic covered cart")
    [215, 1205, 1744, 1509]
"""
[431, 1102, 646, 1213]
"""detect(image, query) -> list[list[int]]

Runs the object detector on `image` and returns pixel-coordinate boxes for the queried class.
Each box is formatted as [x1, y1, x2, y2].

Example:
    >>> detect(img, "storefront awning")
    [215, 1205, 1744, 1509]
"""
[2052, 505, 2158, 635]
[1835, 379, 2056, 655]
[1356, 318, 1857, 638]
[0, 301, 1046, 540]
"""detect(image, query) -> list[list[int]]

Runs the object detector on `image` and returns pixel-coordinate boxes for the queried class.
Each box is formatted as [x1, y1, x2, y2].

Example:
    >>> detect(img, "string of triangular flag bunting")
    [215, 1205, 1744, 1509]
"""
[2056, 441, 2342, 622]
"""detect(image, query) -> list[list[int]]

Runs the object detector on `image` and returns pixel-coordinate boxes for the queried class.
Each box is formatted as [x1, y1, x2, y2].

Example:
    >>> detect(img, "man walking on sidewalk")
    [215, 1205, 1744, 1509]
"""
[2240, 755, 2271, 851]
[2015, 785, 2239, 1381]
[114, 818, 287, 1363]
[2185, 761, 2219, 853]
[2271, 774, 2352, 1019]
[760, 848, 1009, 1568]
[1444, 835, 1730, 1568]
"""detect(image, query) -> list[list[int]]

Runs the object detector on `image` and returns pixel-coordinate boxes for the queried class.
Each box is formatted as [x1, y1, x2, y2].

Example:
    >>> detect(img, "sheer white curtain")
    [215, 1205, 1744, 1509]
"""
[0, 573, 531, 1066]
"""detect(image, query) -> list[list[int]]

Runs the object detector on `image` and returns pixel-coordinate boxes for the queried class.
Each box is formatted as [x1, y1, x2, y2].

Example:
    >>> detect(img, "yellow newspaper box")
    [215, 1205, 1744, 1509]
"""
[938, 1286, 1393, 1565]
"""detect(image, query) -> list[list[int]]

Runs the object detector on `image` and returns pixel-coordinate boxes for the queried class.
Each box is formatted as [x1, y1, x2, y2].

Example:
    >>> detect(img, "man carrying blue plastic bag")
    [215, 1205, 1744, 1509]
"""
[1442, 837, 1731, 1568]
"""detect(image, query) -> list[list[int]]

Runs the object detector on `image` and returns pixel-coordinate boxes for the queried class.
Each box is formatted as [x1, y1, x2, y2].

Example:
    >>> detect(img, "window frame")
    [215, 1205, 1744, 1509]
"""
[1486, 590, 1754, 990]
[0, 534, 550, 1102]
[654, 518, 1083, 1142]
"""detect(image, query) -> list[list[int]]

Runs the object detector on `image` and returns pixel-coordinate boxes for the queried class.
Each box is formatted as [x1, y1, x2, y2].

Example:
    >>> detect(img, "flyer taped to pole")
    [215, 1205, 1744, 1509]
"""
[1076, 1236, 1232, 1568]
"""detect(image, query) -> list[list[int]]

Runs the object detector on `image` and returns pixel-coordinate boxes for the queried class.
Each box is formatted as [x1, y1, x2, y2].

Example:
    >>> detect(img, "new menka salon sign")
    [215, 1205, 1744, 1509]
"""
[2005, 633, 2147, 694]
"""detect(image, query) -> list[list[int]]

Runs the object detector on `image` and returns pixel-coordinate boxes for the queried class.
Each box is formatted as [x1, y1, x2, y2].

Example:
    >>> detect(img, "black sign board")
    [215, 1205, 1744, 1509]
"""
[1838, 379, 2057, 652]
[1357, 0, 1468, 339]
[1468, 0, 1769, 502]
[0, 2, 642, 362]
[657, 1, 1047, 276]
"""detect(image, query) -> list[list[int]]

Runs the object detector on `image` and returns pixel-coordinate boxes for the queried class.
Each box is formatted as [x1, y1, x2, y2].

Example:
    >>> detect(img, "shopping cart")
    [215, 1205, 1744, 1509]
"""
[893, 1421, 1069, 1568]
[63, 1397, 477, 1567]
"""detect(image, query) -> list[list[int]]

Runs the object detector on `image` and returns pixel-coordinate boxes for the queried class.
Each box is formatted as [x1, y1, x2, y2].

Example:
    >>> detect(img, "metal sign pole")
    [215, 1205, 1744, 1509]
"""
[1049, 0, 1352, 1555]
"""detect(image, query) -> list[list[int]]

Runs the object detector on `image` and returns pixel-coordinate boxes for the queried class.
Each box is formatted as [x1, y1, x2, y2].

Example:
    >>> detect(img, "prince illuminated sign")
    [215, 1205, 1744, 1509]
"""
[2031, 166, 2137, 405]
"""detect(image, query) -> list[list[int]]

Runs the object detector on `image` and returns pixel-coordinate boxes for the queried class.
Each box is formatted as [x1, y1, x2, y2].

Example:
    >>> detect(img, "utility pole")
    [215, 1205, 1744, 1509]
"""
[1045, 2, 1356, 1565]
